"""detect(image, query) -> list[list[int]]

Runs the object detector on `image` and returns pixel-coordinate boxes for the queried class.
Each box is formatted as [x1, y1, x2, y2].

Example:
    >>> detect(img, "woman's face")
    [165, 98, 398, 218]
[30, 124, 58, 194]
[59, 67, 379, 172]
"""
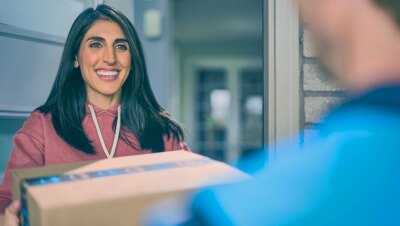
[75, 19, 131, 106]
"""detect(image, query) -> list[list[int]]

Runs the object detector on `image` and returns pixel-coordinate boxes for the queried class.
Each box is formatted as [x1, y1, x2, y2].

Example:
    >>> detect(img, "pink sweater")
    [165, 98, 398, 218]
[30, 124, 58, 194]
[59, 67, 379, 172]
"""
[0, 104, 190, 213]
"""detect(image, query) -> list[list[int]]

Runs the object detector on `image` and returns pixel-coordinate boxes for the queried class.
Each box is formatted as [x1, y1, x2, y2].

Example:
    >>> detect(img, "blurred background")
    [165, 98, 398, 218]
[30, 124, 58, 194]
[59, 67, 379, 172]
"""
[0, 0, 264, 181]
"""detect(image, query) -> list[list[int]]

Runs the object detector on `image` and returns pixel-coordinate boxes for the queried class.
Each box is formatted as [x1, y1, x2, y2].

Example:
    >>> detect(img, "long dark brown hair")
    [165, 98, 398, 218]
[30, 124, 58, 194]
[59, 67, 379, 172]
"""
[37, 4, 184, 154]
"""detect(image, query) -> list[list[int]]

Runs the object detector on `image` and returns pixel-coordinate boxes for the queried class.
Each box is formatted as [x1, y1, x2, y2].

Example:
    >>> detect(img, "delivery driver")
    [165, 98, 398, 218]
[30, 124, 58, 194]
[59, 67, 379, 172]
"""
[0, 4, 190, 225]
[146, 0, 400, 225]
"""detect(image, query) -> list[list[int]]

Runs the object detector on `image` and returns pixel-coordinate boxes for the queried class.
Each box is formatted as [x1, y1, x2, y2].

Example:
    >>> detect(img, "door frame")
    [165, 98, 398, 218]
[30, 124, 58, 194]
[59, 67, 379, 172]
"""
[167, 0, 301, 161]
[265, 0, 301, 158]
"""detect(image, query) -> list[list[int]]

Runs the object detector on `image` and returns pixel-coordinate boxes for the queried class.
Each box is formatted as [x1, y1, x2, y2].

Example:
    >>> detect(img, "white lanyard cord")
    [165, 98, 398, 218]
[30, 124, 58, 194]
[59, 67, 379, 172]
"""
[88, 104, 121, 159]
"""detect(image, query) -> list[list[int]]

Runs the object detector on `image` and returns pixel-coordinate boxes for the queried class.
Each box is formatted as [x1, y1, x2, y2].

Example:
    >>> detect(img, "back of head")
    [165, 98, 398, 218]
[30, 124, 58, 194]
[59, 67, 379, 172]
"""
[374, 0, 400, 26]
[298, 0, 400, 91]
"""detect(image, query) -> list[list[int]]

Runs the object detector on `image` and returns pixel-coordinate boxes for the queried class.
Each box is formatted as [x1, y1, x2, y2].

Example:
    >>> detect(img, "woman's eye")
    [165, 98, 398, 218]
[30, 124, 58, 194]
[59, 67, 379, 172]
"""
[89, 42, 102, 48]
[115, 44, 128, 50]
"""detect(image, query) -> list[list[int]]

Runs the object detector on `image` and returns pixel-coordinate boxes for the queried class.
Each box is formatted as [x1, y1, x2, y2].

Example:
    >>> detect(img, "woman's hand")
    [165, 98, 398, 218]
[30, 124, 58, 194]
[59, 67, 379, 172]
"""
[0, 201, 20, 226]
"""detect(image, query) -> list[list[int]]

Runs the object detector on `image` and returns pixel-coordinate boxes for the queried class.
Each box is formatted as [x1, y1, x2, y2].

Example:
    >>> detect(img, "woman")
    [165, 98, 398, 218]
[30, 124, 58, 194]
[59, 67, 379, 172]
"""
[0, 4, 189, 224]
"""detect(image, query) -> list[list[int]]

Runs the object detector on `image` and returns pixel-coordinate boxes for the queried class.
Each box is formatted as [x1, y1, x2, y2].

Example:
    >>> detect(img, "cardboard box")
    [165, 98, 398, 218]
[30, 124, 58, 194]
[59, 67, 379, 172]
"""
[12, 151, 248, 226]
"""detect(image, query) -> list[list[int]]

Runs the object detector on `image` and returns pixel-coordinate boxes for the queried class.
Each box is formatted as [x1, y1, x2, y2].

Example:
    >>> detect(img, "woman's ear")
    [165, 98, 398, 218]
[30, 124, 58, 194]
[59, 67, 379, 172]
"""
[74, 56, 79, 68]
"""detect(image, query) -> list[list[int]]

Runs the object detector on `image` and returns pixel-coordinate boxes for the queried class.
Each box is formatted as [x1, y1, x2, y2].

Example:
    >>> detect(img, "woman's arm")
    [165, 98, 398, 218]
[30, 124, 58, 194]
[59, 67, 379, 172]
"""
[0, 112, 45, 216]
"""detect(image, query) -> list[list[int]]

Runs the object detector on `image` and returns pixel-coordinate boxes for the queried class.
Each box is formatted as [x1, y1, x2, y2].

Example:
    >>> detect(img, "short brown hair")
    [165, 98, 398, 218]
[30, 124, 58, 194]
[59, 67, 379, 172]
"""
[373, 0, 400, 25]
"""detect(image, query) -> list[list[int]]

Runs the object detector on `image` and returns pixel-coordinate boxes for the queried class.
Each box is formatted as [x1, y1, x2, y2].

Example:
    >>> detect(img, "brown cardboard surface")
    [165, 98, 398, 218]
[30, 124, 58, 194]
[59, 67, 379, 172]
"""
[11, 160, 95, 201]
[12, 151, 248, 226]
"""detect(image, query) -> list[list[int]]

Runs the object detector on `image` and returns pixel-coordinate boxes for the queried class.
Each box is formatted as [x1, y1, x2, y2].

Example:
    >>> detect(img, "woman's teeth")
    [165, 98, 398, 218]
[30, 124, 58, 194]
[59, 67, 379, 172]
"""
[96, 70, 119, 76]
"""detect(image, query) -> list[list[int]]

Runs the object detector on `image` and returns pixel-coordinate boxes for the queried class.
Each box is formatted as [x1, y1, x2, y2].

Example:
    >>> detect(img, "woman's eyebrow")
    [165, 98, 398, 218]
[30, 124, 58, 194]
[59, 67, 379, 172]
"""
[86, 36, 128, 44]
[114, 38, 128, 44]
[86, 36, 105, 42]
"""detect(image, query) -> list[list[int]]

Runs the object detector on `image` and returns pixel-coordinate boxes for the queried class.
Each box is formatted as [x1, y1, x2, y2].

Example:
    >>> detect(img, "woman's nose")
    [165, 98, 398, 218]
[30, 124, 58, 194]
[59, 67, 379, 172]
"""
[102, 46, 116, 64]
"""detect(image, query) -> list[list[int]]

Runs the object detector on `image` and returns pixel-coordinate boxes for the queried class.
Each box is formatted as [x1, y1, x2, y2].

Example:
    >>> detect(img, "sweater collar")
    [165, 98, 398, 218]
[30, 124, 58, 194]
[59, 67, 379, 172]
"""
[85, 103, 119, 116]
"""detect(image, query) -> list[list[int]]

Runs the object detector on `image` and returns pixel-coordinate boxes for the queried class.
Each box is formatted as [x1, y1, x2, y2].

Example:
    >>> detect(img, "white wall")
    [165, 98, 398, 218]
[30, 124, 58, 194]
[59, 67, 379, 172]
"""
[134, 0, 171, 109]
[0, 29, 64, 116]
[104, 0, 135, 23]
[0, 0, 89, 37]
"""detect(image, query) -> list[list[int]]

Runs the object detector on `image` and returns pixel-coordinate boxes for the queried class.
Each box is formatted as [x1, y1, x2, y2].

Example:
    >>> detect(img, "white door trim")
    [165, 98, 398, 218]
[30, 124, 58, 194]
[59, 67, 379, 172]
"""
[266, 0, 300, 158]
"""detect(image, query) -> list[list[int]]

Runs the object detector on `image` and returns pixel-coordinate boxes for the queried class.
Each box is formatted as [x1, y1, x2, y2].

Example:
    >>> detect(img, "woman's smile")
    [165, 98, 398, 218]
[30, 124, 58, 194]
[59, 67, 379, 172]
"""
[95, 68, 121, 81]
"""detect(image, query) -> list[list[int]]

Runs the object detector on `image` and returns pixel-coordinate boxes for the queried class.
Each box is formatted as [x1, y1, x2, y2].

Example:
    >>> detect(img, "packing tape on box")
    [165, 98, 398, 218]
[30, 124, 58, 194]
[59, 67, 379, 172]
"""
[20, 158, 213, 226]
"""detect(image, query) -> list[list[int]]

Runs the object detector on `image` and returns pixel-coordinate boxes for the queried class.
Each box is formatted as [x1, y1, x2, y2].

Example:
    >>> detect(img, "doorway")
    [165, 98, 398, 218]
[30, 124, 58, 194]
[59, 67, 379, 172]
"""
[169, 0, 264, 163]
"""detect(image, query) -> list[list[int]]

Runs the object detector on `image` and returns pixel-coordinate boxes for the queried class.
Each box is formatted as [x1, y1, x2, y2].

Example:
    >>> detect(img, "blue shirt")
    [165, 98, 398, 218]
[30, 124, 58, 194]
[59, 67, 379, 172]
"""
[148, 85, 400, 226]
